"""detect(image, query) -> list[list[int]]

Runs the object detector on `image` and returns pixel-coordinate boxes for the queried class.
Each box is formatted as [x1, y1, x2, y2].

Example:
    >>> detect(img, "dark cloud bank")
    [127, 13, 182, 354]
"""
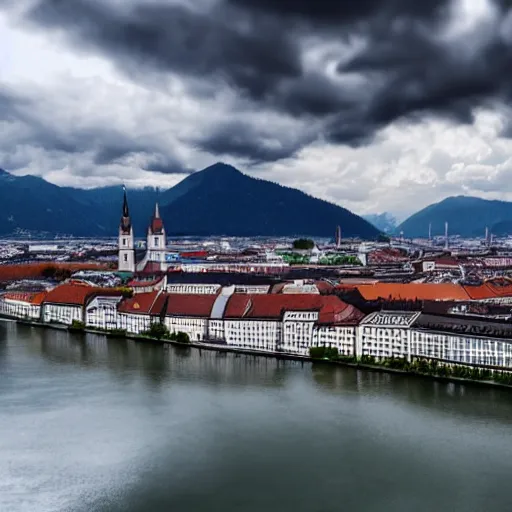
[3, 0, 512, 168]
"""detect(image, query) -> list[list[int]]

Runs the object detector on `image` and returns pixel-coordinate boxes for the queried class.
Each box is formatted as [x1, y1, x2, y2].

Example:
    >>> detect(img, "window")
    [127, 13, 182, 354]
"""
[122, 238, 127, 246]
[154, 237, 159, 247]
[123, 254, 128, 262]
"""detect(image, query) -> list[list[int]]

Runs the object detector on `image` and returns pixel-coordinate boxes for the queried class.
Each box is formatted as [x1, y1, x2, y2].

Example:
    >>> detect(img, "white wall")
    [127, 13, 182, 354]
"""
[86, 296, 122, 330]
[164, 316, 208, 341]
[0, 298, 40, 320]
[43, 304, 83, 325]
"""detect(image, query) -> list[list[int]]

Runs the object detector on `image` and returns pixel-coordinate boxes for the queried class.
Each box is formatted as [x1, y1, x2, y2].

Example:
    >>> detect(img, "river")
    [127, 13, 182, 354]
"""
[2, 320, 512, 511]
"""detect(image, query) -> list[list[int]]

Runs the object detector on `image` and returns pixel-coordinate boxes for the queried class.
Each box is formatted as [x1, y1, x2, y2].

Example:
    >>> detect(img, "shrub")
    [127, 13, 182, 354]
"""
[143, 322, 169, 340]
[309, 346, 327, 359]
[360, 355, 377, 365]
[175, 331, 190, 344]
[69, 320, 85, 331]
[309, 346, 338, 360]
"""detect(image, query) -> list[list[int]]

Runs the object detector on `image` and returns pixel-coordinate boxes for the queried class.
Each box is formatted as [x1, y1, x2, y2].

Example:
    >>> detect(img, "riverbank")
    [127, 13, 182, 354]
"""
[4, 315, 512, 391]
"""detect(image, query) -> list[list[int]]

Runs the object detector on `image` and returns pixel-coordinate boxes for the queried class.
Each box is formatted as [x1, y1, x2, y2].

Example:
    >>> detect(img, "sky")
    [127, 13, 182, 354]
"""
[1, 0, 512, 220]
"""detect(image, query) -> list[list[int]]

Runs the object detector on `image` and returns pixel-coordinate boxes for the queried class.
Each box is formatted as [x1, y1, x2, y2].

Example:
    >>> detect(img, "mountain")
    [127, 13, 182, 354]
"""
[398, 196, 512, 237]
[63, 186, 160, 236]
[363, 213, 397, 234]
[159, 163, 379, 238]
[0, 170, 105, 236]
[0, 164, 379, 238]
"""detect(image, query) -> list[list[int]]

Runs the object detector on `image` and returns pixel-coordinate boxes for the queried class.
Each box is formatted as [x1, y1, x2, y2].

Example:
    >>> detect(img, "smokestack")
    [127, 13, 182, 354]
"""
[335, 225, 342, 248]
[444, 221, 449, 251]
[428, 223, 432, 243]
[485, 226, 489, 246]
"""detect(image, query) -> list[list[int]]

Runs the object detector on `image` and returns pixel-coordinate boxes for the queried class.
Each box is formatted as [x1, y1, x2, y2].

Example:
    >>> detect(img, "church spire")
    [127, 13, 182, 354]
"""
[122, 185, 129, 217]
[154, 201, 160, 219]
[120, 185, 132, 234]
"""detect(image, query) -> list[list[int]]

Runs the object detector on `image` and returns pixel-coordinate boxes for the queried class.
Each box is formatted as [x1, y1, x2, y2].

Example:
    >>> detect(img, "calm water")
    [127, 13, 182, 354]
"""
[2, 321, 512, 512]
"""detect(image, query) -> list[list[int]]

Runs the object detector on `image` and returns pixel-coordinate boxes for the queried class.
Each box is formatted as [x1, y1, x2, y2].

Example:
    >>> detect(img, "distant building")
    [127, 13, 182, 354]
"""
[117, 189, 168, 273]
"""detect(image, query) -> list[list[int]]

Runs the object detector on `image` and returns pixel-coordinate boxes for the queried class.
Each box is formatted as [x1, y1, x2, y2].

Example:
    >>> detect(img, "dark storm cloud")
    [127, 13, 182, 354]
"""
[144, 154, 193, 175]
[194, 120, 315, 163]
[25, 0, 301, 101]
[227, 0, 449, 24]
[18, 0, 512, 160]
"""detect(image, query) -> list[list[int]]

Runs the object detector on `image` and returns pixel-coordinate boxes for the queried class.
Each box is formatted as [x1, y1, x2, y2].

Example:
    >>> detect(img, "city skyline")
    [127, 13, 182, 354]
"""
[1, 0, 512, 218]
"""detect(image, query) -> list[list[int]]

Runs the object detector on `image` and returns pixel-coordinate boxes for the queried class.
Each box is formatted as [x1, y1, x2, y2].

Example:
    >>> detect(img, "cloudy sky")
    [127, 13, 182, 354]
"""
[1, 0, 512, 220]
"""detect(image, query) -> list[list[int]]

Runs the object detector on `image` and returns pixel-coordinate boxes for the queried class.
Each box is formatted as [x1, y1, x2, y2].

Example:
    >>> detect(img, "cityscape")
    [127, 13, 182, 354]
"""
[3, 0, 512, 510]
[2, 187, 512, 384]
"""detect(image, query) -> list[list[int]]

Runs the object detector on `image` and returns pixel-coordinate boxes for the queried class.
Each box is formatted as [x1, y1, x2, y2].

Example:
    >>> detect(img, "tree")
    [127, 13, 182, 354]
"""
[175, 331, 190, 344]
[293, 238, 315, 250]
[144, 322, 169, 340]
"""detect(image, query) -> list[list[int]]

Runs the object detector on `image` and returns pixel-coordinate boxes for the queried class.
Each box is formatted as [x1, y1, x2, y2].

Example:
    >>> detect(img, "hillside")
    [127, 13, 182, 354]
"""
[160, 163, 379, 238]
[0, 169, 104, 236]
[0, 164, 379, 238]
[398, 196, 512, 237]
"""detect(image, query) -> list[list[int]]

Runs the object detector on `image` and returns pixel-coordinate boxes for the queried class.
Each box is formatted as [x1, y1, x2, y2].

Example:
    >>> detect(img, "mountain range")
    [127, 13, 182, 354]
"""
[363, 213, 398, 234]
[0, 164, 379, 239]
[397, 196, 512, 238]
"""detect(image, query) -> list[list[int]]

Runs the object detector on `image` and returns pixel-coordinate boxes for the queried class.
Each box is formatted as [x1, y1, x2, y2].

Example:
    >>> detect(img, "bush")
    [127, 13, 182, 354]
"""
[69, 320, 85, 331]
[116, 287, 133, 298]
[175, 331, 190, 344]
[309, 346, 327, 359]
[360, 355, 377, 365]
[309, 346, 338, 360]
[143, 322, 169, 340]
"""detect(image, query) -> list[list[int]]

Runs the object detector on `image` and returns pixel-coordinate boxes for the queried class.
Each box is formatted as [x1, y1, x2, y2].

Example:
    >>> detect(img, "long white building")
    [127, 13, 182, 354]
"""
[4, 281, 512, 373]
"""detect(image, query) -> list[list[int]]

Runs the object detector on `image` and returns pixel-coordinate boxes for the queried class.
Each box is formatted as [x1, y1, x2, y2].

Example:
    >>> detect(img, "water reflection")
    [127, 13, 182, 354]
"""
[3, 321, 512, 512]
[5, 321, 512, 425]
[311, 361, 512, 424]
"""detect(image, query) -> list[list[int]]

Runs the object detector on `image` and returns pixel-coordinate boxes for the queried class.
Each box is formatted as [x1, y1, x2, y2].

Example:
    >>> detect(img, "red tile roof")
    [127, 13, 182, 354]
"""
[462, 284, 496, 301]
[118, 291, 164, 315]
[482, 278, 512, 298]
[2, 291, 47, 305]
[223, 294, 363, 325]
[43, 284, 123, 306]
[355, 283, 470, 302]
[127, 277, 164, 288]
[165, 294, 218, 317]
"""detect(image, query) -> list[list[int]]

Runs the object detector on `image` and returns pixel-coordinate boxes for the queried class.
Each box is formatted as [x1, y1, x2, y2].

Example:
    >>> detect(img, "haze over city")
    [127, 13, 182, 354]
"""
[1, 0, 512, 219]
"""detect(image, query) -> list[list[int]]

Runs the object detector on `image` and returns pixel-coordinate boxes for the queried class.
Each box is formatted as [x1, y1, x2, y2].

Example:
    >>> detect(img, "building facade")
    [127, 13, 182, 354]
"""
[358, 311, 420, 361]
[411, 313, 512, 368]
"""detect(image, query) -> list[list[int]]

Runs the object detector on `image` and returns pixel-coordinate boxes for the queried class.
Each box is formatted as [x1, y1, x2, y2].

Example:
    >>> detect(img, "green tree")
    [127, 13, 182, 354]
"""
[293, 238, 315, 250]
[309, 346, 326, 359]
[175, 331, 190, 344]
[144, 322, 169, 340]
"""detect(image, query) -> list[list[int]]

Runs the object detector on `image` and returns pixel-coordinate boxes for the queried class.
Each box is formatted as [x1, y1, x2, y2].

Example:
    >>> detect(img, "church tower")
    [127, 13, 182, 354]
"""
[118, 186, 135, 272]
[146, 202, 166, 264]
